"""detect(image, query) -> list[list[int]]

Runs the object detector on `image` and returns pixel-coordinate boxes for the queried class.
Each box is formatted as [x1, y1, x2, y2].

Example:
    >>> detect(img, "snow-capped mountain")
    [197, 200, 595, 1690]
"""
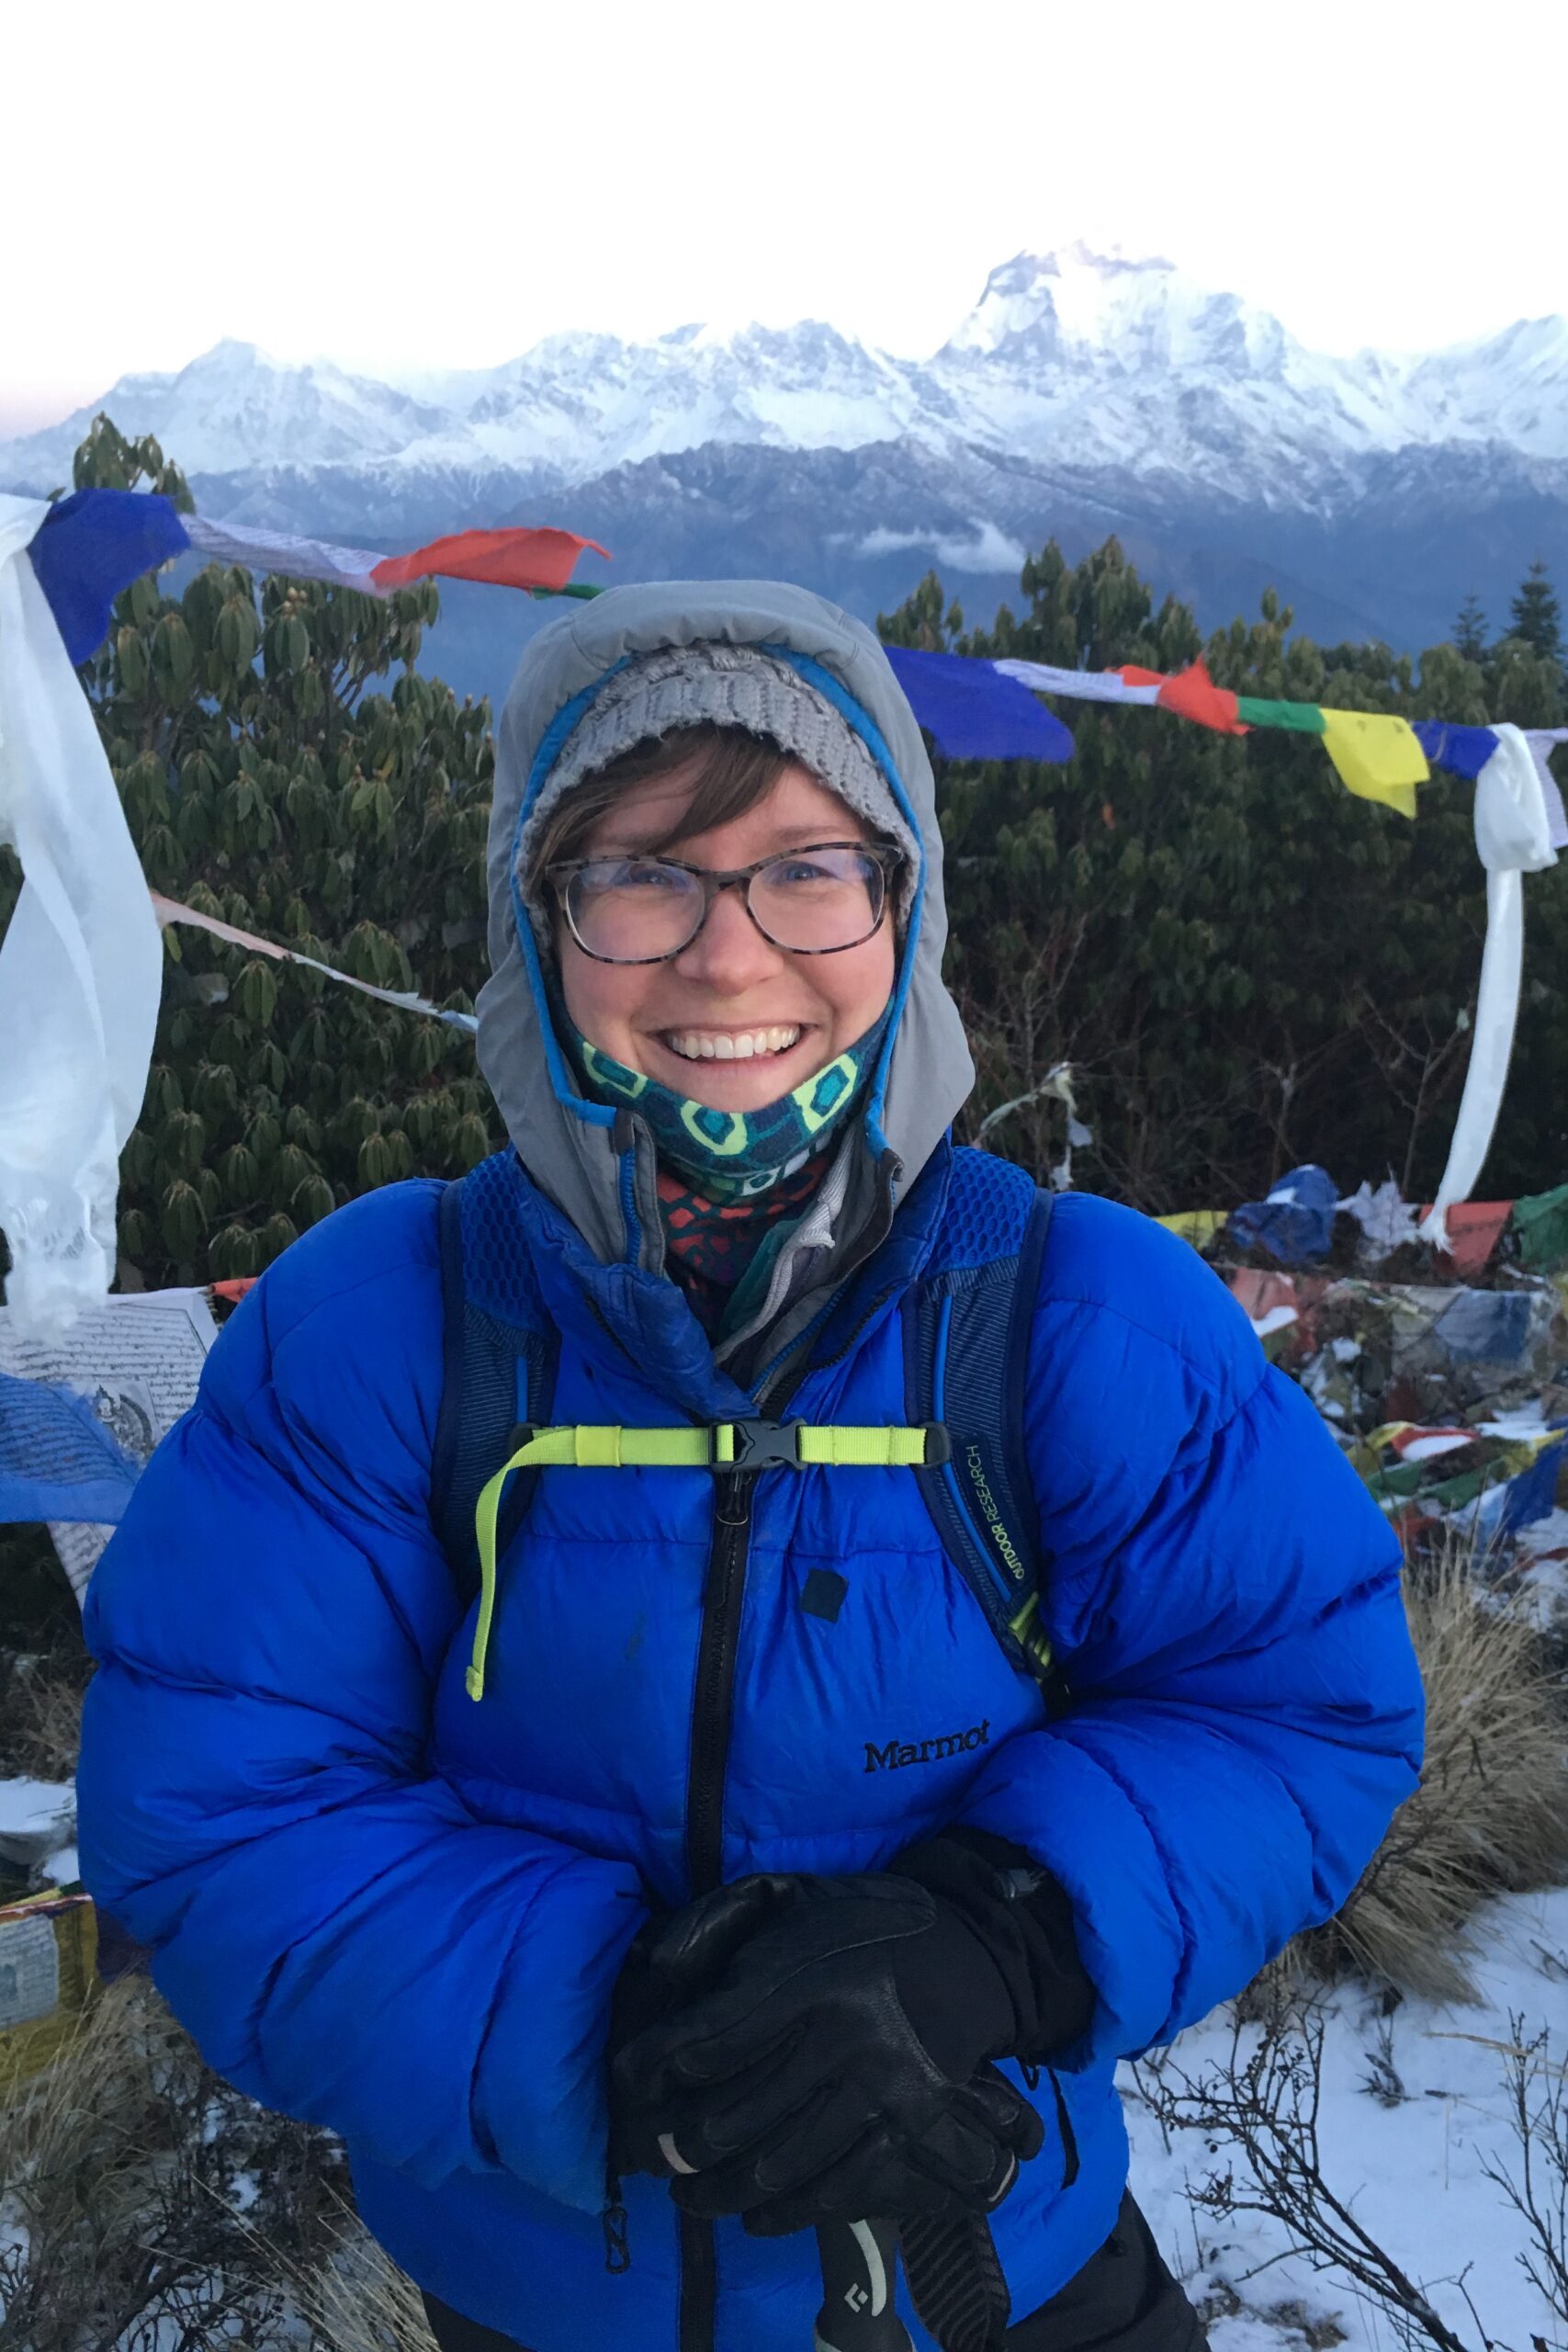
[6, 243, 1566, 697]
[16, 243, 1568, 492]
[16, 341, 454, 480]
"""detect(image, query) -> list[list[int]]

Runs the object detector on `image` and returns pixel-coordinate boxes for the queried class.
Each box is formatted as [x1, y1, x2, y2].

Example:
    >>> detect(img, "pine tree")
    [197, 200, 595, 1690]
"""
[1508, 560, 1563, 662]
[1451, 593, 1488, 661]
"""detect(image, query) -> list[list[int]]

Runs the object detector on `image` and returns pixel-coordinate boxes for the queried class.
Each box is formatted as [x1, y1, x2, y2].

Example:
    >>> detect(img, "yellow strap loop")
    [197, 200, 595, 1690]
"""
[795, 1426, 930, 1467]
[466, 1420, 937, 1700]
[573, 1425, 623, 1467]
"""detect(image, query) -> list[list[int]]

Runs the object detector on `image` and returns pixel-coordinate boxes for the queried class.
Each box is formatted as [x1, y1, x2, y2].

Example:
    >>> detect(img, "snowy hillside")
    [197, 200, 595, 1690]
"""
[1130, 1884, 1568, 2351]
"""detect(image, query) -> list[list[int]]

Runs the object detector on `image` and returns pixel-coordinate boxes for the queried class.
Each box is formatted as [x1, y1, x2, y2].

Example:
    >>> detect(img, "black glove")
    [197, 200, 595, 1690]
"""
[890, 1829, 1097, 2066]
[610, 1871, 1044, 2233]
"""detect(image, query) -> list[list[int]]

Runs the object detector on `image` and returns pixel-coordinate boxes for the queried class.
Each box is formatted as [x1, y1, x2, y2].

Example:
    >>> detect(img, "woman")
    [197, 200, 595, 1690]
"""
[78, 581, 1424, 2352]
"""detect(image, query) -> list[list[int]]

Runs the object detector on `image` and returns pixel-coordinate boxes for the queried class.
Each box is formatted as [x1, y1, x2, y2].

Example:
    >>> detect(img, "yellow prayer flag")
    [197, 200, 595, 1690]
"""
[1156, 1210, 1229, 1250]
[1318, 710, 1429, 820]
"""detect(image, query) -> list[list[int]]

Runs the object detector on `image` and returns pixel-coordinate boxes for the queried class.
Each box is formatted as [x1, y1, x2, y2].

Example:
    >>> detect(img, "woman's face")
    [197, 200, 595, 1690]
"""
[557, 759, 897, 1114]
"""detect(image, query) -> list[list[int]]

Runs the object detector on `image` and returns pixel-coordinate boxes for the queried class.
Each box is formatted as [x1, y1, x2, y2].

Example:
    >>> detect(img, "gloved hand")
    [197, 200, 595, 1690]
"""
[610, 1871, 1044, 2234]
[891, 1828, 1096, 2064]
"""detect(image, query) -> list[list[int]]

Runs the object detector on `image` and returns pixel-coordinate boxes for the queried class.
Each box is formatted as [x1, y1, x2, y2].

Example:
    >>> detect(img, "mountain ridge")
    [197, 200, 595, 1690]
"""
[6, 244, 1565, 703]
[12, 244, 1568, 494]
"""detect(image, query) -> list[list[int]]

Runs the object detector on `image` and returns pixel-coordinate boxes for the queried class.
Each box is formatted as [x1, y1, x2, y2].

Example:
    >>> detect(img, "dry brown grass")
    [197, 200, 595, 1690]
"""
[0, 1528, 91, 1784]
[0, 1656, 89, 1783]
[0, 1974, 350, 2351]
[1294, 1536, 1568, 2003]
[291, 2209, 440, 2352]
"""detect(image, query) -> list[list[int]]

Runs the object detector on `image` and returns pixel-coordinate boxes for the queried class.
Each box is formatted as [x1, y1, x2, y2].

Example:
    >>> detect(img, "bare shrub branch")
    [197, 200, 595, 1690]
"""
[1477, 2016, 1568, 2328]
[1130, 1989, 1481, 2352]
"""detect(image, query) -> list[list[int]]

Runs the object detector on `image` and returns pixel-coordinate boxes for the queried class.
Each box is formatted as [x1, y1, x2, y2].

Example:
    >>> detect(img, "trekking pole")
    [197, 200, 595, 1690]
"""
[897, 2212, 1012, 2352]
[814, 2221, 912, 2352]
[813, 2214, 1012, 2352]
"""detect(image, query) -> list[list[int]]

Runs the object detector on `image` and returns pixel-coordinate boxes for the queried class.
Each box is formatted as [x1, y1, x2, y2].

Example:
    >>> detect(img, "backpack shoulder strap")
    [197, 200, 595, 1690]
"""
[903, 1147, 1067, 1711]
[430, 1150, 559, 1609]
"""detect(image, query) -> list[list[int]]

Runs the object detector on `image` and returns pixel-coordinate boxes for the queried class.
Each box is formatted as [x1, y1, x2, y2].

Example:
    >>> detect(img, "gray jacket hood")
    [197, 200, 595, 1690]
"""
[476, 581, 974, 1341]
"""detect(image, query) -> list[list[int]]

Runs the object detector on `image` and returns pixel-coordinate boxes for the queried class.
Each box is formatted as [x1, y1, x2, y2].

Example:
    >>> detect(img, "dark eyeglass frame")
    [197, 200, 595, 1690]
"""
[547, 839, 905, 966]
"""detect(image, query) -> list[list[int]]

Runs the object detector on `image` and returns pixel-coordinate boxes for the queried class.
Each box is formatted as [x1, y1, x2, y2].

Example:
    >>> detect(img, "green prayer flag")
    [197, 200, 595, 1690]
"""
[1235, 697, 1328, 733]
[1511, 1181, 1568, 1271]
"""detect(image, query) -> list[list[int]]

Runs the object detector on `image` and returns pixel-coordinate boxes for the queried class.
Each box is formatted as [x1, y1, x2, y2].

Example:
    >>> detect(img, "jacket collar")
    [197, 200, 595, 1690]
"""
[508, 1137, 955, 1418]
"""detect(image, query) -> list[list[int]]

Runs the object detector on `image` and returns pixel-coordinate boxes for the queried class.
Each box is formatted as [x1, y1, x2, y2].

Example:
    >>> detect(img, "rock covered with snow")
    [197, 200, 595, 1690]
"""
[0, 1776, 74, 1870]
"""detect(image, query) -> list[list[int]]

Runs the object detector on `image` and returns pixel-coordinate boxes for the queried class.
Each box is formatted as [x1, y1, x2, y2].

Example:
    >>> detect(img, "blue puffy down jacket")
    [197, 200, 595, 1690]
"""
[77, 1137, 1424, 2352]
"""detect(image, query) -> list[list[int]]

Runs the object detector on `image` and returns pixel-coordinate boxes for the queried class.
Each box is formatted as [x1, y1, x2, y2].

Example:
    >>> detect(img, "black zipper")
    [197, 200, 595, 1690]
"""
[1048, 2069, 1080, 2188]
[674, 1250, 893, 2346]
[680, 1468, 755, 2351]
[677, 2211, 717, 2352]
[685, 1471, 753, 1895]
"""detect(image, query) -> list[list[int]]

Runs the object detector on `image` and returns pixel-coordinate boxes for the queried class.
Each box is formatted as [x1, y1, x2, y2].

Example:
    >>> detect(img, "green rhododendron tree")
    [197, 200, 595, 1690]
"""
[0, 417, 503, 1292]
[880, 542, 1568, 1209]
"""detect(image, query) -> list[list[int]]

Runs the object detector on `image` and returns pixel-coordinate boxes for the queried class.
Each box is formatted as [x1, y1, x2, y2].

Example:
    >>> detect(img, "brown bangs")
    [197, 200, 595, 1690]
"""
[528, 727, 795, 881]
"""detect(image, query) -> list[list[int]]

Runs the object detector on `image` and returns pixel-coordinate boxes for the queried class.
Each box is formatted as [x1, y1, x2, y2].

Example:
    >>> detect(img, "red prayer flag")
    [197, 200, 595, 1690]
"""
[1156, 659, 1247, 736]
[1115, 660, 1248, 735]
[1418, 1198, 1514, 1278]
[370, 526, 609, 596]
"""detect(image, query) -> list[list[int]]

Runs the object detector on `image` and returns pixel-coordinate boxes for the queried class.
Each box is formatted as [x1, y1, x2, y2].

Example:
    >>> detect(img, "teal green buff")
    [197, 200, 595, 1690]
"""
[572, 1008, 890, 1202]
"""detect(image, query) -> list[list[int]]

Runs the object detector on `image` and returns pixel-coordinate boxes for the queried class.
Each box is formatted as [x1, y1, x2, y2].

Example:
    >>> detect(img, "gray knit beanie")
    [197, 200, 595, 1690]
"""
[514, 642, 919, 947]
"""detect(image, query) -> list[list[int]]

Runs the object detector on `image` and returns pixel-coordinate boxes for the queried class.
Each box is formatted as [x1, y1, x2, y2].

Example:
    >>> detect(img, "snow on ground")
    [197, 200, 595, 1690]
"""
[1124, 1886, 1568, 2349]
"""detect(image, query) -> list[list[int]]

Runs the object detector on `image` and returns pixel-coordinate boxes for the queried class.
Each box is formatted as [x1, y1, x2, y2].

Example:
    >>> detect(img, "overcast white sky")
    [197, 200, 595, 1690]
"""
[5, 0, 1564, 436]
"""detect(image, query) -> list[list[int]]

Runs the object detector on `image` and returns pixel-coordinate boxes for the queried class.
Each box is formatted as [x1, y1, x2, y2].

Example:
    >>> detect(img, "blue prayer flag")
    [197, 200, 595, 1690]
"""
[28, 489, 191, 664]
[883, 647, 1075, 763]
[1226, 1164, 1340, 1266]
[1411, 720, 1498, 784]
[0, 1368, 141, 1524]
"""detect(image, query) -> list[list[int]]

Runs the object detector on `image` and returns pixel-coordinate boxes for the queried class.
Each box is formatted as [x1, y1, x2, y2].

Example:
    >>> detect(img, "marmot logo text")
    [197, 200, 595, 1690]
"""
[863, 1720, 990, 1772]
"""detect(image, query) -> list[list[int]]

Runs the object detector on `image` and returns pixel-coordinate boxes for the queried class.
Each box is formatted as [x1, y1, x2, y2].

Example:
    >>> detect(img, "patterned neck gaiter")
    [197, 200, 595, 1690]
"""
[569, 1007, 891, 1204]
[653, 1159, 826, 1337]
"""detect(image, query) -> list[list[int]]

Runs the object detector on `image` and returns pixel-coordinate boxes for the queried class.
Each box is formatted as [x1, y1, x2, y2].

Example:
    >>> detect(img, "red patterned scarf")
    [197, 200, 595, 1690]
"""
[656, 1158, 826, 1338]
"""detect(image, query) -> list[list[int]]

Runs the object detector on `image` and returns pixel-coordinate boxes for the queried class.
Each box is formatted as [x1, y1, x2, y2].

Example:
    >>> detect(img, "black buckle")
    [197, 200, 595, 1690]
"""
[923, 1422, 953, 1465]
[720, 1419, 806, 1472]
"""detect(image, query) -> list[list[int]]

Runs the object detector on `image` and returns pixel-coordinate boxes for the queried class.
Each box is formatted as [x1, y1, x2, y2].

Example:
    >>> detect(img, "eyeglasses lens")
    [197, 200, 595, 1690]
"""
[568, 861, 704, 962]
[566, 848, 886, 963]
[750, 848, 884, 951]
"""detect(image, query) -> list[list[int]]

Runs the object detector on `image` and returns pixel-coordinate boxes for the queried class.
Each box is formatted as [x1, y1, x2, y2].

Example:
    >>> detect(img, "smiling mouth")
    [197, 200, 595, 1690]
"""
[659, 1024, 807, 1064]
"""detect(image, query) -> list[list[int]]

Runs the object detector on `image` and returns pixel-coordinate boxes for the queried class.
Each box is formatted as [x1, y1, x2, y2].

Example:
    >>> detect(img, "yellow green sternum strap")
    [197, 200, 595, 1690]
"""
[465, 1420, 946, 1701]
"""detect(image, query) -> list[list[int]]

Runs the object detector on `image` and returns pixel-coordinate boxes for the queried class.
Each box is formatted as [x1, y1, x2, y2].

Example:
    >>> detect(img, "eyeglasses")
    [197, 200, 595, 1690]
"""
[548, 841, 902, 966]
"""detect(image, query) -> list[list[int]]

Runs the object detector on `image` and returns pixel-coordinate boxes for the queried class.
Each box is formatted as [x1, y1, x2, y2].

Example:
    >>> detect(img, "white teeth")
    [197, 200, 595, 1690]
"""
[664, 1025, 802, 1063]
